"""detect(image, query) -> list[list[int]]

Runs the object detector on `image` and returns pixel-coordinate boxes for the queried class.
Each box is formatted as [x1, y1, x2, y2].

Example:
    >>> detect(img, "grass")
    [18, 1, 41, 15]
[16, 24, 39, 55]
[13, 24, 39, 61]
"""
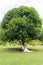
[0, 45, 43, 65]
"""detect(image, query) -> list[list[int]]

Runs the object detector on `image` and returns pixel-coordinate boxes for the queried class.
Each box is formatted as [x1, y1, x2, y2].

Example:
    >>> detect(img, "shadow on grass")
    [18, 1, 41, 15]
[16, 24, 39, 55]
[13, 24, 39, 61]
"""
[2, 47, 42, 53]
[28, 48, 38, 51]
[2, 48, 37, 53]
[3, 48, 22, 53]
[2, 48, 34, 53]
[28, 48, 43, 52]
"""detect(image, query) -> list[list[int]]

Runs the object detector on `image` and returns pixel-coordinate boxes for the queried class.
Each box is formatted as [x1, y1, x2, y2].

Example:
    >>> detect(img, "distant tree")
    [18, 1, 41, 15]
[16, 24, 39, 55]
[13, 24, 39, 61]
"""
[1, 6, 42, 45]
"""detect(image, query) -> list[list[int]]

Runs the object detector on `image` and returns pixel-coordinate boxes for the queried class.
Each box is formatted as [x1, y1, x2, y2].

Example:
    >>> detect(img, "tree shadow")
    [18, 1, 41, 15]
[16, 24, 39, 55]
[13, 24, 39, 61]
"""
[2, 47, 40, 53]
[28, 48, 37, 51]
[3, 48, 22, 53]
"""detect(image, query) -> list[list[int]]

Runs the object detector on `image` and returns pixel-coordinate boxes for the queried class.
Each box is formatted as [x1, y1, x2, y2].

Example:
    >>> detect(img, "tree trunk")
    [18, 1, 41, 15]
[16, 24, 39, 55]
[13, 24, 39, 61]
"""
[23, 42, 25, 46]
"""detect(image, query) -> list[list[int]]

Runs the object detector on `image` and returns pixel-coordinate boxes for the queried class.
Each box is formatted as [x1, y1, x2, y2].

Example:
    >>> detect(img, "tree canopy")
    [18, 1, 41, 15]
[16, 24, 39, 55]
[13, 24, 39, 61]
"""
[1, 6, 42, 44]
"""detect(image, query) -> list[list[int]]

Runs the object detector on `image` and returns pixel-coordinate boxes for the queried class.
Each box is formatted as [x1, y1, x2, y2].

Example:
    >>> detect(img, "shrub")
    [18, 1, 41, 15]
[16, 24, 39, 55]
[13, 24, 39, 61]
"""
[29, 39, 41, 45]
[0, 41, 5, 46]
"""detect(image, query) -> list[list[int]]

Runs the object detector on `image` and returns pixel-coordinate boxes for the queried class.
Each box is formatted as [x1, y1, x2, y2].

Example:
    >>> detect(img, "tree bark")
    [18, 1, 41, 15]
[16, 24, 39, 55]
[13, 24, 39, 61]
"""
[23, 42, 25, 46]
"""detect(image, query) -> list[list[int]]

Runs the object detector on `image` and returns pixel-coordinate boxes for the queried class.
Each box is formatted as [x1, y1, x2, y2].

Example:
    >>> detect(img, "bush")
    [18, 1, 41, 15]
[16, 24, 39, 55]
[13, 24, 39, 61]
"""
[13, 40, 22, 45]
[29, 39, 41, 45]
[25, 38, 32, 44]
[0, 41, 6, 46]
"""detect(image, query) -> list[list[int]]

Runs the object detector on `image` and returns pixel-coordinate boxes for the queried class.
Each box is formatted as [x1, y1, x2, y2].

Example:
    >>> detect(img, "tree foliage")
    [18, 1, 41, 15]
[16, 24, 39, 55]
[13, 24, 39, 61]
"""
[39, 29, 43, 42]
[1, 6, 42, 44]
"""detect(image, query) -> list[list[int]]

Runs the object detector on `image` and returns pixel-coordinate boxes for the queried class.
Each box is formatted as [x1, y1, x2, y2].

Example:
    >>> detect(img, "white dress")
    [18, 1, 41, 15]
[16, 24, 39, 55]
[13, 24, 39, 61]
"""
[22, 46, 33, 52]
[22, 46, 25, 50]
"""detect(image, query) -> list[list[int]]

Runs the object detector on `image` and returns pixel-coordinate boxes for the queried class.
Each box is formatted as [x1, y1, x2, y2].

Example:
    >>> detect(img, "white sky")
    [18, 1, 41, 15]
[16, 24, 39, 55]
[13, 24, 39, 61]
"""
[0, 0, 43, 22]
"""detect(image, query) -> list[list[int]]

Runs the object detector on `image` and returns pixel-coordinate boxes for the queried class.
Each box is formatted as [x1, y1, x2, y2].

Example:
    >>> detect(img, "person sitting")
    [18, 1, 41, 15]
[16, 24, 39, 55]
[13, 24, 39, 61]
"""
[22, 44, 32, 52]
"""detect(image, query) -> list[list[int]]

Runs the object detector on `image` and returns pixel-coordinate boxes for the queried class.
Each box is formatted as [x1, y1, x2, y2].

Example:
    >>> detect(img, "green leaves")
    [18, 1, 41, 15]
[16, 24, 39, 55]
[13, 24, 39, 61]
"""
[1, 6, 42, 44]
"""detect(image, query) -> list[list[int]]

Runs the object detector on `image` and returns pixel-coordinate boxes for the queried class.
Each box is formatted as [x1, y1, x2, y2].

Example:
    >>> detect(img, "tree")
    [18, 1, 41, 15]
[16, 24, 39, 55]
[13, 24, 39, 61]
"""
[1, 6, 42, 45]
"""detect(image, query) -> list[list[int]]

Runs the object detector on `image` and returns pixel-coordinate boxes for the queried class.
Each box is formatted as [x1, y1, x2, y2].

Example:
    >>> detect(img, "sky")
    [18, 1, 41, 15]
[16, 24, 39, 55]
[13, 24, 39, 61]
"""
[0, 0, 43, 22]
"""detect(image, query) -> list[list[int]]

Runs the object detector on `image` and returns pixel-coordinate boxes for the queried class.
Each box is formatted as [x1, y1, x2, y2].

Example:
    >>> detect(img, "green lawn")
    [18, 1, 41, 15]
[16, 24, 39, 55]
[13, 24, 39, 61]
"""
[0, 45, 43, 65]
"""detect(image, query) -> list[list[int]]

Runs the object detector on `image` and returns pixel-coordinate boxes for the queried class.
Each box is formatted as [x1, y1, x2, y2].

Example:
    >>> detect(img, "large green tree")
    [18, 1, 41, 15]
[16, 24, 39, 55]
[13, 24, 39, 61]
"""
[1, 6, 42, 45]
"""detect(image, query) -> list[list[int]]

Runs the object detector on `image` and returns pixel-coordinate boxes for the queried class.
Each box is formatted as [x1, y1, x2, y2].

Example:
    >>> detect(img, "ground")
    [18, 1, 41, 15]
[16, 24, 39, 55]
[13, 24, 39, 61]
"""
[0, 45, 43, 65]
